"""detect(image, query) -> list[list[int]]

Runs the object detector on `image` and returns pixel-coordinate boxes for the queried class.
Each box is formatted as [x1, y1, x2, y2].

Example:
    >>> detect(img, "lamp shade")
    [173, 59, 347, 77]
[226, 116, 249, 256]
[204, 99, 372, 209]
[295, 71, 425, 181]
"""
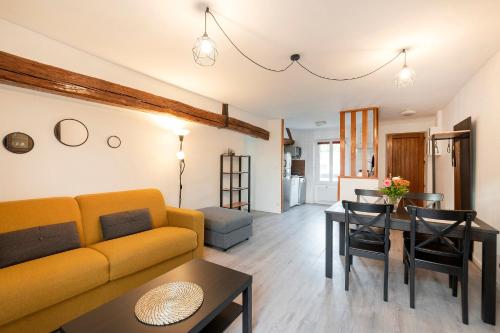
[395, 65, 416, 87]
[176, 150, 185, 160]
[192, 33, 218, 66]
[173, 128, 190, 136]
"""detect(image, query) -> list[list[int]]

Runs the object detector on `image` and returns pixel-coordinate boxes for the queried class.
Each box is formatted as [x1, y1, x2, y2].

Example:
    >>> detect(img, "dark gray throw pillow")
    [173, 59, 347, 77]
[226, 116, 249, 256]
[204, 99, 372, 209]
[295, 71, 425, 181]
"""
[100, 208, 152, 241]
[0, 221, 81, 268]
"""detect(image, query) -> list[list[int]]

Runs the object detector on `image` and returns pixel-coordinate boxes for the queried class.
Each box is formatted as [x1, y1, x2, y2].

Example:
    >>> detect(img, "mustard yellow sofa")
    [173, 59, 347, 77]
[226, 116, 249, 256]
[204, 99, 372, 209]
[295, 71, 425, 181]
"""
[0, 189, 204, 333]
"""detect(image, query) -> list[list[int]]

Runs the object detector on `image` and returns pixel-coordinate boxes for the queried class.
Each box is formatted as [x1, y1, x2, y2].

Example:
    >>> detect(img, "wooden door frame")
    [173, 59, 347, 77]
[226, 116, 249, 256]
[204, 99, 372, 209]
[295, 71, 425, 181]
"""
[386, 132, 426, 192]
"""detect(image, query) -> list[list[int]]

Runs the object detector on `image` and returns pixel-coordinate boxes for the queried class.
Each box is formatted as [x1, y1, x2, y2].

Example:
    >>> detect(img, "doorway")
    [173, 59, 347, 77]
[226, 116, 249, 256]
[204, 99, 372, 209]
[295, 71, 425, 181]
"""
[386, 132, 425, 193]
[314, 140, 340, 204]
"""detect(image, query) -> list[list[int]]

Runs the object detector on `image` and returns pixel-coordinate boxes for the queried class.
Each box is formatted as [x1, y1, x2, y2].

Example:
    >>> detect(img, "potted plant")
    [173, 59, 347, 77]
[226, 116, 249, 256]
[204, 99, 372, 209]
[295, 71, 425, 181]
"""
[380, 176, 410, 207]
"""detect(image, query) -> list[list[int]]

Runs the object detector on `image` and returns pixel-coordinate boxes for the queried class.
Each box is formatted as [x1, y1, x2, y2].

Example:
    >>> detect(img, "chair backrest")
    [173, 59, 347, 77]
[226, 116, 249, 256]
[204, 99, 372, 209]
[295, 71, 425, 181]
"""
[342, 201, 393, 248]
[76, 188, 167, 246]
[354, 189, 384, 204]
[407, 206, 476, 261]
[403, 192, 443, 209]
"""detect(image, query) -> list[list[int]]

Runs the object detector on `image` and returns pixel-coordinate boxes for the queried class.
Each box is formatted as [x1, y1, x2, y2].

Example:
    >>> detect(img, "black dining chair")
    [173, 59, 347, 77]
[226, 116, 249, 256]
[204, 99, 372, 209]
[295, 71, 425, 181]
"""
[403, 192, 444, 209]
[355, 189, 384, 204]
[342, 200, 394, 301]
[402, 192, 444, 241]
[403, 205, 476, 324]
[401, 192, 458, 289]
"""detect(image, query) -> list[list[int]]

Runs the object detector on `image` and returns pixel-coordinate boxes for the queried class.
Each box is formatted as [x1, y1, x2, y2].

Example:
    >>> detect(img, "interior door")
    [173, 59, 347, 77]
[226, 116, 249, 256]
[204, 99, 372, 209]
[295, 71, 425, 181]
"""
[386, 132, 425, 194]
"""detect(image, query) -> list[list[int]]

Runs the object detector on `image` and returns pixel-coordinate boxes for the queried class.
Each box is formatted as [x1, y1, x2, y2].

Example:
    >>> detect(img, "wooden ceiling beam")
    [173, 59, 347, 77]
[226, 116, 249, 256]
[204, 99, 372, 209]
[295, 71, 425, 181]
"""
[0, 51, 270, 140]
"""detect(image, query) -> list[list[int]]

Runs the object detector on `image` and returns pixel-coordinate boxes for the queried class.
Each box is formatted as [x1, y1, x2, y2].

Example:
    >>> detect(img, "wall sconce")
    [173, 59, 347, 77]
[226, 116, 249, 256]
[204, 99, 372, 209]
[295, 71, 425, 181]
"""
[173, 128, 190, 207]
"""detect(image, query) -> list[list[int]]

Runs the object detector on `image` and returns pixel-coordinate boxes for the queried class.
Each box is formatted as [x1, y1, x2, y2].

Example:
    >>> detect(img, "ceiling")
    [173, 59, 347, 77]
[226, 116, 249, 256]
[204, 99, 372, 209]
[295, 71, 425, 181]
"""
[2, 0, 500, 128]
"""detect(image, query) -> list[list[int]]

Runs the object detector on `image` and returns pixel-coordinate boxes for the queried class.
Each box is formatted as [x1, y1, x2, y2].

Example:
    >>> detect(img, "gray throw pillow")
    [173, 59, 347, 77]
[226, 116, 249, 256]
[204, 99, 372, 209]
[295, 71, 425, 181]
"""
[100, 208, 152, 241]
[0, 222, 81, 268]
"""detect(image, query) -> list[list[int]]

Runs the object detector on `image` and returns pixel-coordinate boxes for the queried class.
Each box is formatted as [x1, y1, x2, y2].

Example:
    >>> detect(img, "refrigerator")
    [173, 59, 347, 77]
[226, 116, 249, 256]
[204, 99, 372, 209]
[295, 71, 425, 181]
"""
[282, 152, 292, 211]
[298, 176, 306, 204]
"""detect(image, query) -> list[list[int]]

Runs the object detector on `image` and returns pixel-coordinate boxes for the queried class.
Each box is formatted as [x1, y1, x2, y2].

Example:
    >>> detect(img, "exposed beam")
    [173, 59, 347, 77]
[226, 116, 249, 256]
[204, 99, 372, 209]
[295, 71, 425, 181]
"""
[0, 51, 270, 140]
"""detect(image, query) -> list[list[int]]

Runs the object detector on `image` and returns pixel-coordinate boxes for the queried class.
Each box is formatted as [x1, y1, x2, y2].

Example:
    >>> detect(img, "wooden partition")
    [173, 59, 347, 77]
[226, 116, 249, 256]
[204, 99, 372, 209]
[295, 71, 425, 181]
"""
[339, 107, 379, 178]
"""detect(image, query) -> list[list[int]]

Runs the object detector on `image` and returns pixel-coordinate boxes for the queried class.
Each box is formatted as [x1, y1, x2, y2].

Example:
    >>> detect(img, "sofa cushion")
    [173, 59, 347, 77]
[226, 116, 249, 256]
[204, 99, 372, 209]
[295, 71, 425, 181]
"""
[100, 208, 152, 240]
[0, 197, 84, 245]
[90, 227, 197, 280]
[0, 248, 108, 326]
[76, 189, 168, 246]
[0, 221, 81, 268]
[199, 206, 253, 233]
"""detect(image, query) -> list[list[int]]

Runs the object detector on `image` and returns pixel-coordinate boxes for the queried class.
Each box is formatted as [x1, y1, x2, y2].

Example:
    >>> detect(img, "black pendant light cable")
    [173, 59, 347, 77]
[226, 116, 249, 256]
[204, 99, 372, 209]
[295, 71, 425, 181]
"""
[295, 49, 405, 81]
[206, 8, 294, 72]
[205, 7, 406, 80]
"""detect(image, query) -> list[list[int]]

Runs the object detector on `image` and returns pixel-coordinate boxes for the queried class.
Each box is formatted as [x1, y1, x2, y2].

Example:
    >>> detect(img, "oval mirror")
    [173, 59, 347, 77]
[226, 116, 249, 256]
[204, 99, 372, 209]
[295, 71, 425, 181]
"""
[107, 135, 121, 149]
[54, 119, 89, 147]
[3, 132, 34, 154]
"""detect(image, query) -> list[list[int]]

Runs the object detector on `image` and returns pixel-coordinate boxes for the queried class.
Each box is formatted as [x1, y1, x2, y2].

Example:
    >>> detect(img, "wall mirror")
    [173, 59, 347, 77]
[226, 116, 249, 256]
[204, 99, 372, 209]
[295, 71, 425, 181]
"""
[54, 119, 89, 147]
[107, 135, 121, 149]
[3, 132, 34, 154]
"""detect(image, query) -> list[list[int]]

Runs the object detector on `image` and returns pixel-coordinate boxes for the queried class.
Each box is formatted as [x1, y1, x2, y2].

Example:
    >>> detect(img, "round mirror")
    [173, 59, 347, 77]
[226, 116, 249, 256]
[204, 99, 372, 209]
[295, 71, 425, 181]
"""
[54, 119, 89, 147]
[3, 132, 34, 154]
[107, 135, 121, 149]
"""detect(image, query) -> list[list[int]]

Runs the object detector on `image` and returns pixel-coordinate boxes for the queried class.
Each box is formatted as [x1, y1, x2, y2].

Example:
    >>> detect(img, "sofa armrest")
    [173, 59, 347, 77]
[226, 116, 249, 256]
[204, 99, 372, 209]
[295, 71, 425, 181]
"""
[166, 207, 204, 258]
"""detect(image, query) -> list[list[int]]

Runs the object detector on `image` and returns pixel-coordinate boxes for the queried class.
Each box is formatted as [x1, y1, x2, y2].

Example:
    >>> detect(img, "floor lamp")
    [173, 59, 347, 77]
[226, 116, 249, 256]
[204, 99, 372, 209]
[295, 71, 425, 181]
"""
[174, 128, 190, 207]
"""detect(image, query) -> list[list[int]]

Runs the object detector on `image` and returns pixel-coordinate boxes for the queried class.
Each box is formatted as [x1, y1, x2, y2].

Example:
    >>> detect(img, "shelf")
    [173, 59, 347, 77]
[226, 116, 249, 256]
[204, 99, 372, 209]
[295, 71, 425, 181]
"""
[222, 154, 251, 158]
[432, 130, 470, 140]
[223, 171, 248, 174]
[200, 302, 242, 333]
[222, 187, 248, 191]
[223, 201, 248, 209]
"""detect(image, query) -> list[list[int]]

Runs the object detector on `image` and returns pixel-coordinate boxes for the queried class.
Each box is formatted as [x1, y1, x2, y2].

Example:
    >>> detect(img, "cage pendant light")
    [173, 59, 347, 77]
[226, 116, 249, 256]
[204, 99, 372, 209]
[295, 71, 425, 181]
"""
[395, 49, 416, 87]
[192, 8, 218, 66]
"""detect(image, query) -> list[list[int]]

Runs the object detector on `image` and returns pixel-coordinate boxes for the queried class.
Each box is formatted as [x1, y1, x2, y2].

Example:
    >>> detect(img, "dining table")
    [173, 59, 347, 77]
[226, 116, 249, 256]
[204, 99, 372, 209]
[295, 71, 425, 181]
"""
[324, 201, 498, 325]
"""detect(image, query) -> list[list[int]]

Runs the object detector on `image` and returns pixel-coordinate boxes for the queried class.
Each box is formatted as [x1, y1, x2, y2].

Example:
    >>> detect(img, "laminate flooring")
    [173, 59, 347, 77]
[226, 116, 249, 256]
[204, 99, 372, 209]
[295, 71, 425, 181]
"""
[204, 204, 499, 333]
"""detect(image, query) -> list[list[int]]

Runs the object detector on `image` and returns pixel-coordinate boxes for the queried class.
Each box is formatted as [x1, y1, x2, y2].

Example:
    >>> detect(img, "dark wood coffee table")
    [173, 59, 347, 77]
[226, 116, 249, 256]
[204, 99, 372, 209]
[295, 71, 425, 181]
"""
[60, 259, 252, 333]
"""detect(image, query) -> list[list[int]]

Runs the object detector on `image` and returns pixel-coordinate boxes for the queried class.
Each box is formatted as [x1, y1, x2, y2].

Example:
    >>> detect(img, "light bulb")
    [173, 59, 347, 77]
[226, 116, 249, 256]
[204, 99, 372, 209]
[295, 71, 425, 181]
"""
[192, 33, 218, 66]
[176, 150, 185, 160]
[395, 65, 416, 87]
[200, 38, 213, 54]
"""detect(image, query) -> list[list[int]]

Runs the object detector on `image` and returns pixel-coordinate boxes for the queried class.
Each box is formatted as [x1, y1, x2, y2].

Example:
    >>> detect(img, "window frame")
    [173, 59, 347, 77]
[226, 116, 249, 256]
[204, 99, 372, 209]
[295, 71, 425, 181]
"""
[315, 139, 341, 184]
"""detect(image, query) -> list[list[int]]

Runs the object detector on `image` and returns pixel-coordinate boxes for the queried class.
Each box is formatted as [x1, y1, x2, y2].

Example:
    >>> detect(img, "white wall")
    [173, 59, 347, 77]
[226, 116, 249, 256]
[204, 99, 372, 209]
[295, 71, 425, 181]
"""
[0, 20, 282, 213]
[378, 116, 436, 190]
[436, 50, 500, 263]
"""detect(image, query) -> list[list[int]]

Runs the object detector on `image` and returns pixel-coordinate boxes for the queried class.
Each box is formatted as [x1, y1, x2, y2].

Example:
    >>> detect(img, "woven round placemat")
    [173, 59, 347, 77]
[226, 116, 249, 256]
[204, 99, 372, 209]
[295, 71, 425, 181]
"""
[134, 281, 204, 326]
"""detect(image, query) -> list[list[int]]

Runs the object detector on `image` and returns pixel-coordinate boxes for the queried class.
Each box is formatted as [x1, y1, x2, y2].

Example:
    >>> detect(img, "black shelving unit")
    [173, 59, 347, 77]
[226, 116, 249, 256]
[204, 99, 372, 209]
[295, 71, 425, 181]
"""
[220, 154, 251, 212]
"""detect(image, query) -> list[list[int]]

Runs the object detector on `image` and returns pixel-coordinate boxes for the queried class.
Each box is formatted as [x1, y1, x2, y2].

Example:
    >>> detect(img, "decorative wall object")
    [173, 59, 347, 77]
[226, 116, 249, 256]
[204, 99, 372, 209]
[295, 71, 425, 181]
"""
[54, 119, 89, 147]
[2, 132, 34, 154]
[107, 135, 121, 149]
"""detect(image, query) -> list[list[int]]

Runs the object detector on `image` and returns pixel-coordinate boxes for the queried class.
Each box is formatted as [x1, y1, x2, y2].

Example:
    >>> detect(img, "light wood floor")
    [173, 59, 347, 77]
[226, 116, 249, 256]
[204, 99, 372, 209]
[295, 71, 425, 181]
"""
[204, 204, 499, 333]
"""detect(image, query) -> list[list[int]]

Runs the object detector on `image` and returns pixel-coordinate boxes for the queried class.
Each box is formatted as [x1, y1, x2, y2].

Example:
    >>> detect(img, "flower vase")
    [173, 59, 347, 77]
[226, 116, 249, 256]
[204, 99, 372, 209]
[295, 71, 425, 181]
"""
[383, 195, 401, 209]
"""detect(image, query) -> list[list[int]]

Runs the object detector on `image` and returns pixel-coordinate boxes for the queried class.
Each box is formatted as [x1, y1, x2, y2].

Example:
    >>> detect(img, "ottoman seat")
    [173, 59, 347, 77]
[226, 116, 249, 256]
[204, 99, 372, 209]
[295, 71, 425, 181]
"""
[199, 207, 253, 250]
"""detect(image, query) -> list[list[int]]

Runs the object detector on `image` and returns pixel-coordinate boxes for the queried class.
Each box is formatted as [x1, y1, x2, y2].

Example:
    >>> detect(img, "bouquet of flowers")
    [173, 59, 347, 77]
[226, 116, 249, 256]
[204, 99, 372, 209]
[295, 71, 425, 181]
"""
[380, 176, 410, 205]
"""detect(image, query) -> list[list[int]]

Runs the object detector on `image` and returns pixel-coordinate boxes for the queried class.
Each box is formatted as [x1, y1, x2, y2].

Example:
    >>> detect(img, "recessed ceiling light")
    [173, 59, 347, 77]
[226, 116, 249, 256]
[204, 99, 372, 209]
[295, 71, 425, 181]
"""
[315, 121, 327, 127]
[400, 110, 417, 117]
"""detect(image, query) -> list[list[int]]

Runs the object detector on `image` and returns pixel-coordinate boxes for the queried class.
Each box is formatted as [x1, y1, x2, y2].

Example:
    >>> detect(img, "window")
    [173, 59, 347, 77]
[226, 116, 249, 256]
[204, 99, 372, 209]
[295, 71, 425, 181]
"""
[317, 140, 340, 182]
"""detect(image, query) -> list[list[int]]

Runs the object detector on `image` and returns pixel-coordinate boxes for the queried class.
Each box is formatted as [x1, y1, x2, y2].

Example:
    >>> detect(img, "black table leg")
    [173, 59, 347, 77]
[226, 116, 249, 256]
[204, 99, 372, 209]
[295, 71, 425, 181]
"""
[481, 235, 497, 325]
[339, 221, 345, 256]
[243, 284, 252, 333]
[326, 214, 333, 278]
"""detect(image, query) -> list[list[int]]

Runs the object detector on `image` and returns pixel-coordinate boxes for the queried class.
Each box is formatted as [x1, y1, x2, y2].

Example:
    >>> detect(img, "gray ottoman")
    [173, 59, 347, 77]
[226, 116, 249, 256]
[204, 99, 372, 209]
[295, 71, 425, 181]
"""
[199, 207, 253, 250]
